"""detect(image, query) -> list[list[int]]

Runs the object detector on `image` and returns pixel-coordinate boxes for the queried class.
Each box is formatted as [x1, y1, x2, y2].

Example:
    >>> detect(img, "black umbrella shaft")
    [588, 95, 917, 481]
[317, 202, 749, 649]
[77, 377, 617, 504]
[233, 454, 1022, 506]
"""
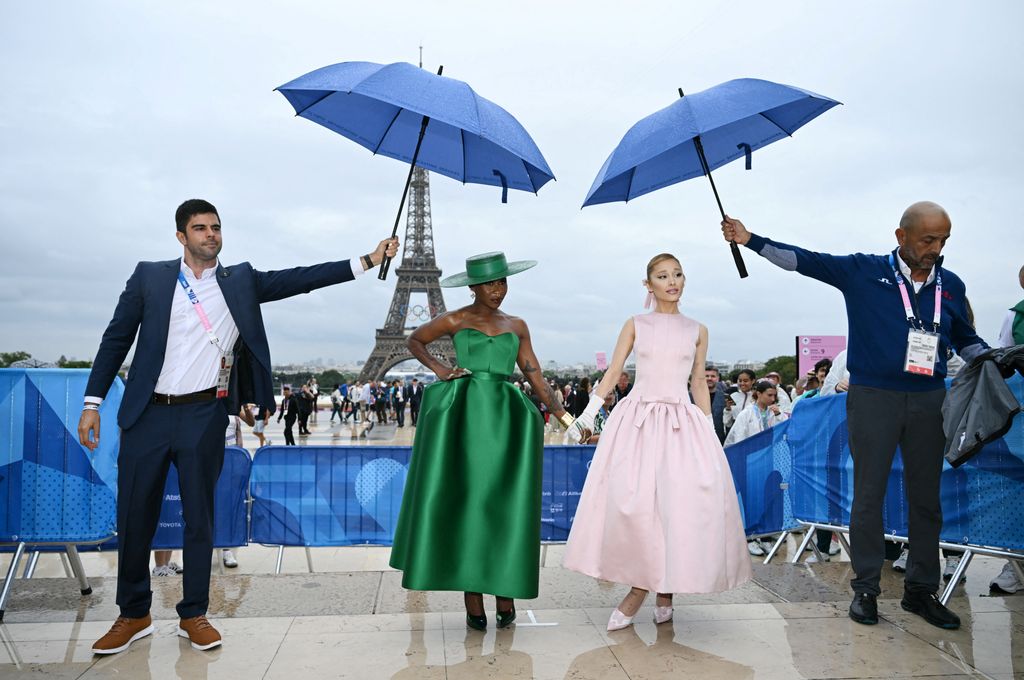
[692, 135, 725, 220]
[693, 132, 748, 278]
[378, 115, 431, 281]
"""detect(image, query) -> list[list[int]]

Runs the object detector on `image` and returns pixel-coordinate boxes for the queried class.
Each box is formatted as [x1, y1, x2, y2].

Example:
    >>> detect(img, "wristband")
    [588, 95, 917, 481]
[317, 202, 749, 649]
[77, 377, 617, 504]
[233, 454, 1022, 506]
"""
[361, 254, 374, 271]
[82, 404, 99, 411]
[559, 413, 574, 429]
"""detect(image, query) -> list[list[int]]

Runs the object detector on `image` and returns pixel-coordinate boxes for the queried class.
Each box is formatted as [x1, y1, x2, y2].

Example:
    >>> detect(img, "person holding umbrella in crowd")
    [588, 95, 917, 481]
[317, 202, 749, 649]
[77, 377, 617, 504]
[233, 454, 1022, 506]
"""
[721, 202, 988, 629]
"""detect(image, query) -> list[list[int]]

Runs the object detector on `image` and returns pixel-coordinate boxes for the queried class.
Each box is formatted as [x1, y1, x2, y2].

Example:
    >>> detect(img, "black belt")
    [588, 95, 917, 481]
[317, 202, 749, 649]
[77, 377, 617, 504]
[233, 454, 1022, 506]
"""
[151, 387, 218, 405]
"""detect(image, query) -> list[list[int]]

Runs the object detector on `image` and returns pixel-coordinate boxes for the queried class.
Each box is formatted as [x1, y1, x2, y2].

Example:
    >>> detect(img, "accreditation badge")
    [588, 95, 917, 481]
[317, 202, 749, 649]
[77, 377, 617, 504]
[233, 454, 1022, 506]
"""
[216, 353, 234, 398]
[904, 329, 939, 376]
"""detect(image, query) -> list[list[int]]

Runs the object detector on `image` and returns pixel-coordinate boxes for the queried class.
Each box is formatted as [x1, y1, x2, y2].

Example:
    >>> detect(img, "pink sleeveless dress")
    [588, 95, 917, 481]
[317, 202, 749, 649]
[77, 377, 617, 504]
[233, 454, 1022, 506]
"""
[563, 312, 752, 593]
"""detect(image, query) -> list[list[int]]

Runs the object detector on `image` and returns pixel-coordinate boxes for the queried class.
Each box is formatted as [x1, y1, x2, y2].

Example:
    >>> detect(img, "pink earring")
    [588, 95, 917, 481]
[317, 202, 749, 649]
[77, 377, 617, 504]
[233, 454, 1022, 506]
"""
[643, 291, 654, 309]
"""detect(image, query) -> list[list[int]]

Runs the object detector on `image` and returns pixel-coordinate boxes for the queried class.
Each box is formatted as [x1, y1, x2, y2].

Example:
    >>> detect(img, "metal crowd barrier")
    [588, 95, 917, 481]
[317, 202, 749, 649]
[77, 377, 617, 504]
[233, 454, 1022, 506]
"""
[0, 369, 121, 620]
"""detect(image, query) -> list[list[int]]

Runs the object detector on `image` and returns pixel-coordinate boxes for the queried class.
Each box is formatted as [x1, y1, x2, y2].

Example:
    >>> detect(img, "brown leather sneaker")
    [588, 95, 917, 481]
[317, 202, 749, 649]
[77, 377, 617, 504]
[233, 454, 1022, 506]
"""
[92, 615, 154, 655]
[178, 615, 222, 650]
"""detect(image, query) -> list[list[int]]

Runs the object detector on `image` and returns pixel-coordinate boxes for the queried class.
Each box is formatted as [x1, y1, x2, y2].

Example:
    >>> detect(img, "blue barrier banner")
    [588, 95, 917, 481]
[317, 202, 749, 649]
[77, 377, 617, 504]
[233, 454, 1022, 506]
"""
[250, 446, 411, 546]
[540, 445, 594, 541]
[150, 446, 251, 550]
[0, 369, 119, 544]
[723, 420, 798, 537]
[787, 376, 1024, 550]
[939, 375, 1024, 549]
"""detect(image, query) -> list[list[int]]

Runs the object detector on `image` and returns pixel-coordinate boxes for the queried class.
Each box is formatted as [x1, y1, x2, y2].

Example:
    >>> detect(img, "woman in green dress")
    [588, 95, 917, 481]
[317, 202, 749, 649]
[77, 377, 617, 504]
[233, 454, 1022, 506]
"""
[389, 251, 584, 630]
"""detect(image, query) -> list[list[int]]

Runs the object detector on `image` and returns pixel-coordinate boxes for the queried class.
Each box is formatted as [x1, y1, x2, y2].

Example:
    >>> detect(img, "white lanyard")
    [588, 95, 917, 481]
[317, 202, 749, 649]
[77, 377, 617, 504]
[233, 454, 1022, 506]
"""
[889, 254, 942, 331]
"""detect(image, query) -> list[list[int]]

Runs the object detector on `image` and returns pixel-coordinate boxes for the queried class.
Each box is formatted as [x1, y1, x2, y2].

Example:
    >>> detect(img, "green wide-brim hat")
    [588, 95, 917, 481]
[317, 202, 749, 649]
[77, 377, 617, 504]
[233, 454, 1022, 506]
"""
[439, 251, 538, 288]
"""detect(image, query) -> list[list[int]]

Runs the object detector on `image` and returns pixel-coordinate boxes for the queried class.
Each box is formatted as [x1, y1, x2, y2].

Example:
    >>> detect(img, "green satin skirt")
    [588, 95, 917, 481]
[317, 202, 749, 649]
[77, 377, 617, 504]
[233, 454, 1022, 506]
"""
[389, 372, 544, 598]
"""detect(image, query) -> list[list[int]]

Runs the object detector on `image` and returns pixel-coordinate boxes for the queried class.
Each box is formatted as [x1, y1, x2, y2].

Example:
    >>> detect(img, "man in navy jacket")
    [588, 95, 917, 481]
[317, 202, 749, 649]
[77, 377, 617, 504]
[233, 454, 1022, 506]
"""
[78, 199, 397, 654]
[722, 201, 986, 630]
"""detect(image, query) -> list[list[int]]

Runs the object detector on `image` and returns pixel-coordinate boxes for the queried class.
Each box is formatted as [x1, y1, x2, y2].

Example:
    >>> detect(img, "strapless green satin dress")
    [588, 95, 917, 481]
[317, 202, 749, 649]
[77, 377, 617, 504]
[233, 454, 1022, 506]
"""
[389, 328, 544, 598]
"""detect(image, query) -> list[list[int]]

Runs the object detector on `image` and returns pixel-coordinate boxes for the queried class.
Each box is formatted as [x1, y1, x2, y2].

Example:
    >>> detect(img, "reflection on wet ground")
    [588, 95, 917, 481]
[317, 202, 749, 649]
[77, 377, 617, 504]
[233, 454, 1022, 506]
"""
[2, 418, 1022, 678]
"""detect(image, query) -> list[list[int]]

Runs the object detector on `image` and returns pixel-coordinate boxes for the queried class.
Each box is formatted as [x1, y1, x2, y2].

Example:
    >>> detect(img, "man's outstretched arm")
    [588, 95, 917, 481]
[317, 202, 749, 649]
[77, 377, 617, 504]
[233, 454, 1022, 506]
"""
[254, 237, 399, 302]
[721, 216, 854, 290]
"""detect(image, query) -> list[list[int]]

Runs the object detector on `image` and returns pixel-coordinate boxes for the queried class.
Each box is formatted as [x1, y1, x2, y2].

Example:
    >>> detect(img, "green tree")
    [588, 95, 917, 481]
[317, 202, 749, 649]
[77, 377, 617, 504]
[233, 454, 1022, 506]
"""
[762, 355, 797, 386]
[0, 351, 31, 367]
[58, 355, 93, 369]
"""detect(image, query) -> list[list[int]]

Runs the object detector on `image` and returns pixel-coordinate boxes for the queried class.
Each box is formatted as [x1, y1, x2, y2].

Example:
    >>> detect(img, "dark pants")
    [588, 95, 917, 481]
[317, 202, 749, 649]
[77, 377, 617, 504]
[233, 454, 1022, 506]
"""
[395, 402, 405, 427]
[298, 411, 310, 434]
[410, 403, 420, 425]
[282, 415, 296, 445]
[117, 399, 227, 619]
[847, 384, 945, 596]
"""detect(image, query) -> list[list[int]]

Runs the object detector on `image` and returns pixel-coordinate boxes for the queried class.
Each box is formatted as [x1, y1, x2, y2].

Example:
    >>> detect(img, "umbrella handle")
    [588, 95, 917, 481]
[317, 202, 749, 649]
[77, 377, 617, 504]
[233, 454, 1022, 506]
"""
[729, 241, 749, 278]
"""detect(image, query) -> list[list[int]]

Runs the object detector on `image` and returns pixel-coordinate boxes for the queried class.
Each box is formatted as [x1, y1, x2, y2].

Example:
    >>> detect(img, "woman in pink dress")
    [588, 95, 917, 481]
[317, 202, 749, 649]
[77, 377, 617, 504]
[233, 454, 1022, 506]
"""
[562, 253, 752, 630]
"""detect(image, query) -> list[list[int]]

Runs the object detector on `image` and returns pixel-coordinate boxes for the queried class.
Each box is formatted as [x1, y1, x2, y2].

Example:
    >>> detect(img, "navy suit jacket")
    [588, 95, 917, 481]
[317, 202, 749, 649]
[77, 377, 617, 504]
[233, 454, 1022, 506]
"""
[86, 257, 355, 430]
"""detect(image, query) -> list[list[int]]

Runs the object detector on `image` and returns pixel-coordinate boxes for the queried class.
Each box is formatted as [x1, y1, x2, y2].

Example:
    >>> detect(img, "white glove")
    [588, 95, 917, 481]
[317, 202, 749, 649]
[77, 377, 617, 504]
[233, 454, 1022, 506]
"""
[562, 424, 584, 445]
[574, 393, 604, 434]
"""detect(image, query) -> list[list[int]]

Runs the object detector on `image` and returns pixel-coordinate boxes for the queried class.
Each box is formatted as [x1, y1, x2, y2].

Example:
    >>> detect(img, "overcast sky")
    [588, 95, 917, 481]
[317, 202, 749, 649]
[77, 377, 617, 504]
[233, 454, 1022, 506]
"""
[1, 1, 1021, 367]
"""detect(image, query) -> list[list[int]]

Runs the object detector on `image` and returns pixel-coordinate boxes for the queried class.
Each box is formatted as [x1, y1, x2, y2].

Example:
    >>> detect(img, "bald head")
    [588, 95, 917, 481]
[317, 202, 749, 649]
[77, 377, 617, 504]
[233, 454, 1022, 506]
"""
[895, 201, 951, 275]
[899, 201, 950, 233]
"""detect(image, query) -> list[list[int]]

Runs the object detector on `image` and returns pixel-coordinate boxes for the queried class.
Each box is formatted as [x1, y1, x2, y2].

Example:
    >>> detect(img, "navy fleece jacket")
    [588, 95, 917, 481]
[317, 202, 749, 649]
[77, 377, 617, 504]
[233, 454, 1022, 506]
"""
[745, 234, 988, 392]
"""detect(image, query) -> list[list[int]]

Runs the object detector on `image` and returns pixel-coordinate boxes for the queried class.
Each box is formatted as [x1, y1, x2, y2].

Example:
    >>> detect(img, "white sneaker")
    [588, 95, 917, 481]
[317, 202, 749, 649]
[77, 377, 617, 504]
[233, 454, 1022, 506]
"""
[805, 554, 829, 563]
[892, 548, 909, 573]
[151, 564, 180, 577]
[747, 541, 765, 556]
[222, 550, 238, 568]
[942, 556, 961, 582]
[829, 539, 842, 556]
[991, 561, 1023, 593]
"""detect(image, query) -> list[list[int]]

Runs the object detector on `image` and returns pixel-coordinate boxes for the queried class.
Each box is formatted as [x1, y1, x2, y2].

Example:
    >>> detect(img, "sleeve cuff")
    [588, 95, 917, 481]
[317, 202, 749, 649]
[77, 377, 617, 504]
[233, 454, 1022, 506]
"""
[745, 233, 767, 252]
[84, 396, 103, 406]
[350, 258, 366, 277]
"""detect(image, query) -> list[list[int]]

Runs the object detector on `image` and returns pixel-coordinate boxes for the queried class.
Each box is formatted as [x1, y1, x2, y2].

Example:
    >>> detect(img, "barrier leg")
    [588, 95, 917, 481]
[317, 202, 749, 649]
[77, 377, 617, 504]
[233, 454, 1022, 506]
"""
[65, 545, 92, 596]
[22, 551, 40, 579]
[305, 547, 314, 574]
[763, 532, 789, 565]
[275, 546, 284, 575]
[59, 552, 72, 578]
[807, 538, 826, 564]
[0, 542, 27, 622]
[940, 549, 973, 606]
[836, 531, 851, 557]
[790, 530, 815, 564]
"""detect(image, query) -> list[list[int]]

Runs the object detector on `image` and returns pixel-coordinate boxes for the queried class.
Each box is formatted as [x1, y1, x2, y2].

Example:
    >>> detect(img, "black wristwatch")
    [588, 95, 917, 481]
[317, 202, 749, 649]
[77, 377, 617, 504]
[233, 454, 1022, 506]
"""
[362, 254, 374, 270]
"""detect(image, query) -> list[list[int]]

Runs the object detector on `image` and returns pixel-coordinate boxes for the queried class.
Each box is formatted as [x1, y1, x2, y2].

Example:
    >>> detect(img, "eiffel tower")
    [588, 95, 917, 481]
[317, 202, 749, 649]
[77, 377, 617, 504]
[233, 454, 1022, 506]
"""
[358, 167, 456, 381]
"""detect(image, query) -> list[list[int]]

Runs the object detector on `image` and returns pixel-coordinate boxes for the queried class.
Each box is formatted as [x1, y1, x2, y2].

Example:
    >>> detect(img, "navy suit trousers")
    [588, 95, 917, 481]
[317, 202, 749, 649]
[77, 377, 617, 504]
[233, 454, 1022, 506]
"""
[117, 399, 227, 619]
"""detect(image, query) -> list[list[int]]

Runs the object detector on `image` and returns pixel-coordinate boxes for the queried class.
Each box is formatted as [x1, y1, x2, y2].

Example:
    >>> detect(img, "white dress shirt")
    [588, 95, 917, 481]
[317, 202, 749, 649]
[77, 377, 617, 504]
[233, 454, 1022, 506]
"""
[154, 260, 240, 395]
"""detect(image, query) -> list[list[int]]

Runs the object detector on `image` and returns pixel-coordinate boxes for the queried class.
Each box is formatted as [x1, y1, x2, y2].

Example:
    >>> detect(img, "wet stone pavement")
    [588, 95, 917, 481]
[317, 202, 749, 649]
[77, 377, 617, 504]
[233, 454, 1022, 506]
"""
[3, 416, 1024, 678]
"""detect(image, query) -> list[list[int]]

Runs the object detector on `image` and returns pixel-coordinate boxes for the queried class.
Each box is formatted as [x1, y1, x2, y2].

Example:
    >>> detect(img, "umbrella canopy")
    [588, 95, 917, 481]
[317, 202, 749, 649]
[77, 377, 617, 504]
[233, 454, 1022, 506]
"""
[583, 78, 840, 207]
[277, 61, 555, 196]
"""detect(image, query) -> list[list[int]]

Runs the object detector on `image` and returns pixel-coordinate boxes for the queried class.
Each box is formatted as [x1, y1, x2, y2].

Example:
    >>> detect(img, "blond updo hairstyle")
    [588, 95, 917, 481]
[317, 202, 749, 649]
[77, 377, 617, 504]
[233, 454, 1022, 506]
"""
[645, 253, 683, 282]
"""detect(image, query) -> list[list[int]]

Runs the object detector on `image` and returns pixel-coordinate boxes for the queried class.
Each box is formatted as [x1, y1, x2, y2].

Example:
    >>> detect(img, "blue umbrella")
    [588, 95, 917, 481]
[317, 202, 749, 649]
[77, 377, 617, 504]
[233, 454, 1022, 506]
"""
[583, 78, 840, 278]
[277, 61, 555, 279]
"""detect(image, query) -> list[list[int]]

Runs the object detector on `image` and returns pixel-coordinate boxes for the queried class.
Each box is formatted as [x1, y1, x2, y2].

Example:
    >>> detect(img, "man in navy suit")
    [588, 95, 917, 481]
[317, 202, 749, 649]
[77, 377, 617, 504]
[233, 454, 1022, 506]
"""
[78, 199, 398, 654]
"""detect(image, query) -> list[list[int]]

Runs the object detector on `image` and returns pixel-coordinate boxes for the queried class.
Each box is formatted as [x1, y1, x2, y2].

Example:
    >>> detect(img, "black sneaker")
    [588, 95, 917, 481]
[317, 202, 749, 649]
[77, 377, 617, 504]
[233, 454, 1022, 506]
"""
[849, 593, 878, 625]
[900, 591, 960, 629]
